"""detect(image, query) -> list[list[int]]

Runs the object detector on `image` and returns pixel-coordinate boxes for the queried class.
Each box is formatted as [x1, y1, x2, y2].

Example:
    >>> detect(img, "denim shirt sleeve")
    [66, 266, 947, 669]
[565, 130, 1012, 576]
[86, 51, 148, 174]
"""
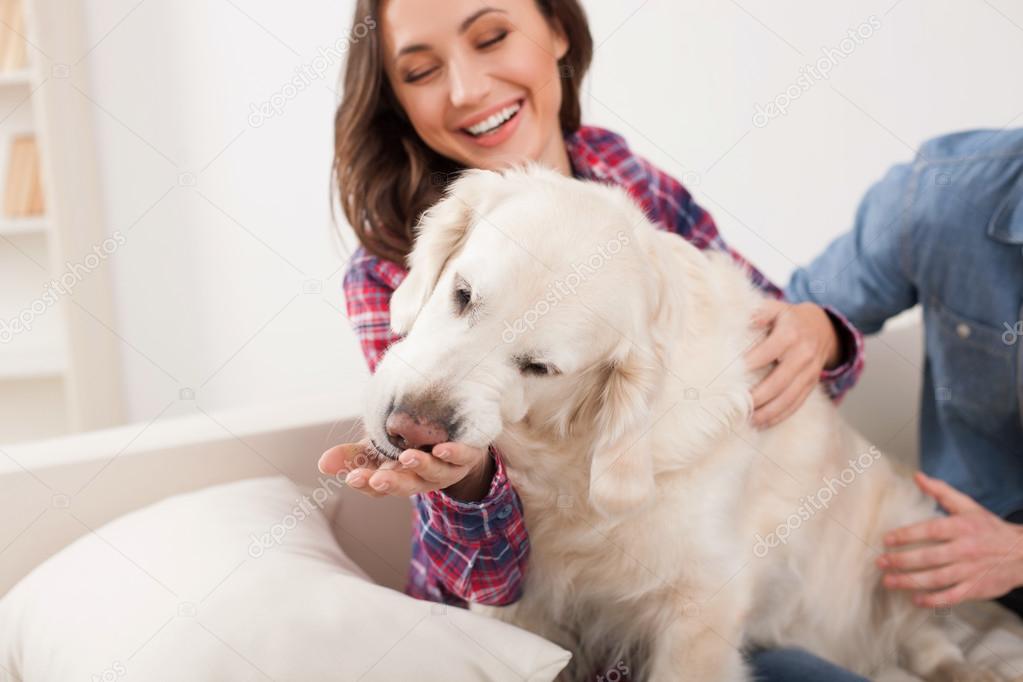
[786, 164, 920, 334]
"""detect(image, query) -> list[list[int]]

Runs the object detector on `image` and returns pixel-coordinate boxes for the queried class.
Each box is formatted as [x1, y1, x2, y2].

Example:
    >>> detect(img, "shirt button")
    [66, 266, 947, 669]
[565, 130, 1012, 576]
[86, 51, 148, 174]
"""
[496, 504, 513, 519]
[956, 323, 971, 339]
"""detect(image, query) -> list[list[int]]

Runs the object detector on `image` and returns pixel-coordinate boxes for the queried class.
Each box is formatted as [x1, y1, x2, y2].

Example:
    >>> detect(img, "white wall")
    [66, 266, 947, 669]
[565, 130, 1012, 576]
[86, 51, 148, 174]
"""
[584, 0, 1023, 282]
[75, 0, 1023, 424]
[81, 0, 364, 422]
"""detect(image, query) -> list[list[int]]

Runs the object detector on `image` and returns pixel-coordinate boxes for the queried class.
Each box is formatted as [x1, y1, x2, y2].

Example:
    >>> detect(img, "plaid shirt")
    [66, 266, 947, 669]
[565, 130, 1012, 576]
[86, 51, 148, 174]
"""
[342, 125, 865, 608]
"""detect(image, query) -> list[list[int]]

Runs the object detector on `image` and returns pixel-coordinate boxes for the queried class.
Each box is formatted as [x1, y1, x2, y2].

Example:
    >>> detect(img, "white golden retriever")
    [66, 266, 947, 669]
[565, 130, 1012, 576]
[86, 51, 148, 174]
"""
[362, 166, 1001, 682]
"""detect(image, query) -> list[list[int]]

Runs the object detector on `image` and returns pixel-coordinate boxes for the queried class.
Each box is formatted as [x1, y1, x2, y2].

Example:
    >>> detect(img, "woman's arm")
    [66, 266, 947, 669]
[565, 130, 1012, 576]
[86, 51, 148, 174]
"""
[342, 249, 406, 373]
[339, 251, 530, 605]
[413, 445, 530, 605]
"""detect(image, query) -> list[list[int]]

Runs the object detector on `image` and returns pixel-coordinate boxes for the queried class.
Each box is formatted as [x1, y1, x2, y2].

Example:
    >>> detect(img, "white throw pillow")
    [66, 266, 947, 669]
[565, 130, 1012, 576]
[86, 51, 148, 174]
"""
[0, 476, 570, 682]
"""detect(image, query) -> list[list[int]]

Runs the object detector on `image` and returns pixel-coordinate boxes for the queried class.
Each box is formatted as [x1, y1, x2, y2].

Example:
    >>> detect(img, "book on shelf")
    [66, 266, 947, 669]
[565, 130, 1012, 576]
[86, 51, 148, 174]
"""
[4, 134, 45, 218]
[0, 0, 27, 73]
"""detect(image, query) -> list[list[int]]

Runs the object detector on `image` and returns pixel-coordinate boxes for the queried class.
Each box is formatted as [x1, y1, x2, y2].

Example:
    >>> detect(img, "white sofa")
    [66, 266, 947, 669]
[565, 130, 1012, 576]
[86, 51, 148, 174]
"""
[0, 391, 415, 598]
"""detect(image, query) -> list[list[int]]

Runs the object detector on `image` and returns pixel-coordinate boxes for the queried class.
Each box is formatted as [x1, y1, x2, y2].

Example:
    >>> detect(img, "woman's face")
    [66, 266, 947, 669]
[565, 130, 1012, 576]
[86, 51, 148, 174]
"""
[379, 0, 571, 174]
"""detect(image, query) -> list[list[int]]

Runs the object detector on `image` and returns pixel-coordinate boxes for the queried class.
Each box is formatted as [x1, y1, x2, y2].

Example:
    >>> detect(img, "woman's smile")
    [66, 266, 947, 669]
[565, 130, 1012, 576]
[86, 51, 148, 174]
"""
[455, 97, 525, 148]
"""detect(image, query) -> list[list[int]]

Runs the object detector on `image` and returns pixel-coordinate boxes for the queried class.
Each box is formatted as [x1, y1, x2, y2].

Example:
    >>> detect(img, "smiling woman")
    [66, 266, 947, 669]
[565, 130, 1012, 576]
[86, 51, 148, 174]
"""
[333, 0, 591, 265]
[381, 1, 568, 167]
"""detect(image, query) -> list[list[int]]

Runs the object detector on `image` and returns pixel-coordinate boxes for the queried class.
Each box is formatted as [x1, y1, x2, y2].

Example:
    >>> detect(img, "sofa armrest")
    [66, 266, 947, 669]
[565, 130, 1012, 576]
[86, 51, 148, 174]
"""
[0, 392, 411, 597]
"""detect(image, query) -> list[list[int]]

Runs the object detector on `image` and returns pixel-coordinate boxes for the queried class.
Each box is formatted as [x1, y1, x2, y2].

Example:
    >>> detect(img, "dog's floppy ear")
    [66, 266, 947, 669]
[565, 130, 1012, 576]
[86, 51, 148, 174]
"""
[390, 169, 500, 336]
[578, 337, 664, 519]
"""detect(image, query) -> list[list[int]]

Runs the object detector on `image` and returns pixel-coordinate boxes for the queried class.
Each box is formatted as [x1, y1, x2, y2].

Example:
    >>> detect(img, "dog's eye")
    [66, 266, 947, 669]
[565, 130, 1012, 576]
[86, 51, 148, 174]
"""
[520, 361, 558, 377]
[453, 282, 472, 314]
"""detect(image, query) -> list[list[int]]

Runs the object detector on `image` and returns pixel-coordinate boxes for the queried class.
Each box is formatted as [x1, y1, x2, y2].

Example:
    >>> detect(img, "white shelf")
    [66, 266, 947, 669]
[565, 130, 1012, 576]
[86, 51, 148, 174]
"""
[0, 216, 47, 235]
[0, 69, 31, 87]
[0, 0, 125, 442]
[0, 345, 67, 381]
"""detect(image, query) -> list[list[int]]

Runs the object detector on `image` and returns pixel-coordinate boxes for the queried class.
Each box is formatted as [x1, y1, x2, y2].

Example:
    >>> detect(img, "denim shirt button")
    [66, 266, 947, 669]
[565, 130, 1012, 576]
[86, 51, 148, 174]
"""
[956, 323, 972, 339]
[496, 504, 513, 519]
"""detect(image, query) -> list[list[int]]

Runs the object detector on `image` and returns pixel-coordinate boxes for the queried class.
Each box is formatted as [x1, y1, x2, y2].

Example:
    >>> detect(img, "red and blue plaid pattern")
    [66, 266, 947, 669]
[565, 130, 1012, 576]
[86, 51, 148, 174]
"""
[342, 125, 865, 608]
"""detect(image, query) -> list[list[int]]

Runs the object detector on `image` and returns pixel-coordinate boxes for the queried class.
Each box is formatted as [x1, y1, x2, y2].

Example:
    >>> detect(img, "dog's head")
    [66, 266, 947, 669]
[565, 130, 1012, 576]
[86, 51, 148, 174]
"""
[364, 165, 672, 516]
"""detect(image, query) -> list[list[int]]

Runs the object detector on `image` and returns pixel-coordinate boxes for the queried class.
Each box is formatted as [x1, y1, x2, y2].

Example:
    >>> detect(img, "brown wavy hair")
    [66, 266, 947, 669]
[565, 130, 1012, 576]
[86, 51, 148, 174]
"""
[333, 0, 593, 266]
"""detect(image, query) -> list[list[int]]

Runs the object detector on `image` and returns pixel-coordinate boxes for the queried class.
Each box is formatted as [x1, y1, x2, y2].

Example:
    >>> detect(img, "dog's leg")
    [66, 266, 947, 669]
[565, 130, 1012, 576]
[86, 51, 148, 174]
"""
[901, 622, 1004, 682]
[645, 608, 750, 682]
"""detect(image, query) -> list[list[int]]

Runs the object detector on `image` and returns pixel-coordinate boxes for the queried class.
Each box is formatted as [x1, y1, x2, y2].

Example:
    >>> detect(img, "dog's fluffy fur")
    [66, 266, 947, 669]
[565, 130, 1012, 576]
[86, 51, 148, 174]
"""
[364, 166, 1001, 681]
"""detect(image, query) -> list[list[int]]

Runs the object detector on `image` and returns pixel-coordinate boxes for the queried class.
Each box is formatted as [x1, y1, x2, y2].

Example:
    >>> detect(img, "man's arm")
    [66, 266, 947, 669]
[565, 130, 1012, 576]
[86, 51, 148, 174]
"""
[635, 154, 865, 403]
[786, 163, 920, 334]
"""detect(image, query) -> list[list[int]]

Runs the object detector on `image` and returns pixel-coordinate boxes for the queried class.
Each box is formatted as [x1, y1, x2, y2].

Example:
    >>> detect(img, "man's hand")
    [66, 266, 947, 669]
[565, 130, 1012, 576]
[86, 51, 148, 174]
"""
[318, 439, 493, 501]
[877, 471, 1023, 608]
[745, 300, 842, 428]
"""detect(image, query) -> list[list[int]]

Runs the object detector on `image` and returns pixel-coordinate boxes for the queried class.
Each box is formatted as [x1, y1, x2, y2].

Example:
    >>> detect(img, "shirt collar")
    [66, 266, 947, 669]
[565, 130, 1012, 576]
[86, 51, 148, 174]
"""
[564, 126, 645, 190]
[564, 128, 608, 183]
[987, 176, 1023, 245]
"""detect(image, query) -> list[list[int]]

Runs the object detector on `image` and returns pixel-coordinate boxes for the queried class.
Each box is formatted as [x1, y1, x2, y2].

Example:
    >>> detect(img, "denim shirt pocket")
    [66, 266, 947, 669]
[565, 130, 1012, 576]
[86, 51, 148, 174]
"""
[925, 297, 1017, 434]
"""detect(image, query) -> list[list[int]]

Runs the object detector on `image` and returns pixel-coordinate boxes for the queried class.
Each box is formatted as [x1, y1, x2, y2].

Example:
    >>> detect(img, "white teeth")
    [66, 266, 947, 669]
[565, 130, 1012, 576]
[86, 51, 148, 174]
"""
[465, 102, 521, 136]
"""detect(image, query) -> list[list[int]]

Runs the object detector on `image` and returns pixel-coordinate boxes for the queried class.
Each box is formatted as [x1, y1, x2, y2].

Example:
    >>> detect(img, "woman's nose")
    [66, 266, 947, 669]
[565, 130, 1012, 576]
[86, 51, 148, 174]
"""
[448, 56, 490, 109]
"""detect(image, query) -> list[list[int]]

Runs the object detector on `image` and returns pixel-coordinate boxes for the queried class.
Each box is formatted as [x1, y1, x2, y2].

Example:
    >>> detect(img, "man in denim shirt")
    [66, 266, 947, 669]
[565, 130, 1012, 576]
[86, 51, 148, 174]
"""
[788, 128, 1023, 619]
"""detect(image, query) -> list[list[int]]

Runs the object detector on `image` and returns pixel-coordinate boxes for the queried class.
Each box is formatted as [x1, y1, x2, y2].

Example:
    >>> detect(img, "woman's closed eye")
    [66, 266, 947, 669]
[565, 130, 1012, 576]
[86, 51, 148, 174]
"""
[402, 31, 509, 84]
[477, 30, 508, 50]
[404, 65, 438, 84]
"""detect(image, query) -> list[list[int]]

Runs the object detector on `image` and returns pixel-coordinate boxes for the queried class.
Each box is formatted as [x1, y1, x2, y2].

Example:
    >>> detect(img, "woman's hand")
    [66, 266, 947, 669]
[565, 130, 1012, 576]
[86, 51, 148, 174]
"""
[318, 438, 494, 502]
[877, 472, 1023, 608]
[745, 300, 841, 428]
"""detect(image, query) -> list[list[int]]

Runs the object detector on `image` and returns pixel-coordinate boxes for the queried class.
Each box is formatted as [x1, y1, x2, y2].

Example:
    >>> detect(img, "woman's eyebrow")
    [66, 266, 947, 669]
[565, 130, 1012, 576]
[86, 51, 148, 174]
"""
[395, 7, 507, 57]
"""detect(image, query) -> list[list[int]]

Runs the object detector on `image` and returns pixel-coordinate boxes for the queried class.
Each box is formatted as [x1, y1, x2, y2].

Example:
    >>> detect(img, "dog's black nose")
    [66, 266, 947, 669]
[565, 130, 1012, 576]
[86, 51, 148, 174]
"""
[385, 410, 449, 454]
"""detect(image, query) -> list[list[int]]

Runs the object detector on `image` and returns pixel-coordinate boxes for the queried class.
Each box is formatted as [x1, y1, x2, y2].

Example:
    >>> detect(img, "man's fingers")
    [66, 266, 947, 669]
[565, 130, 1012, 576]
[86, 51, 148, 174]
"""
[750, 350, 809, 409]
[913, 581, 973, 609]
[757, 377, 815, 429]
[878, 538, 962, 570]
[745, 329, 788, 373]
[914, 471, 982, 514]
[883, 516, 960, 547]
[750, 299, 785, 328]
[882, 562, 974, 592]
[752, 372, 813, 428]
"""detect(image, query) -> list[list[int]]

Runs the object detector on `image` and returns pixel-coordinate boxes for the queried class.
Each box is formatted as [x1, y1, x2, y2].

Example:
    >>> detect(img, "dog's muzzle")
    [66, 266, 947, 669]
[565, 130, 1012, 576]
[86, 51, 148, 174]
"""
[375, 395, 459, 459]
